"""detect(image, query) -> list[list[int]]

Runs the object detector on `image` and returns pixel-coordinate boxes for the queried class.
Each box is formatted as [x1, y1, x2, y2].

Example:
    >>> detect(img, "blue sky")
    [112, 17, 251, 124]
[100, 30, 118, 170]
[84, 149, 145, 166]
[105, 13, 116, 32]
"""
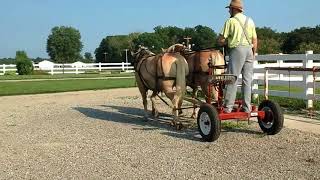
[0, 0, 319, 58]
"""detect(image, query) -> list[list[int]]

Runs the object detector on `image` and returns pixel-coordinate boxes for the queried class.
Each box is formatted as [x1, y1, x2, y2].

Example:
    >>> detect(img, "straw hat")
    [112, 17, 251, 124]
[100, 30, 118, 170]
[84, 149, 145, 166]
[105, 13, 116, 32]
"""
[225, 0, 243, 11]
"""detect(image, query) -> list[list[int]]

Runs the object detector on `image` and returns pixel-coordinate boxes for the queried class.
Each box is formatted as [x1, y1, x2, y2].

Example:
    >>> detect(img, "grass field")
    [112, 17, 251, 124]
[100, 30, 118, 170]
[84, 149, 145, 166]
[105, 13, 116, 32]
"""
[0, 78, 136, 96]
[0, 72, 134, 80]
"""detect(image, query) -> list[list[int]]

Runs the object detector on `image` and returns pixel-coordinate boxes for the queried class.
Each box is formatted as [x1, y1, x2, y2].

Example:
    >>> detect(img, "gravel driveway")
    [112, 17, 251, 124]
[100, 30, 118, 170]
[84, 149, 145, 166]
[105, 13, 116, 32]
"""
[0, 88, 319, 179]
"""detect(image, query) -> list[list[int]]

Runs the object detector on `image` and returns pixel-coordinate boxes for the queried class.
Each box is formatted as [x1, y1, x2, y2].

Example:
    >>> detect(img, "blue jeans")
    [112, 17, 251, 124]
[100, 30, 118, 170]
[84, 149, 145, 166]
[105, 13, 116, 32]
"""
[224, 46, 254, 112]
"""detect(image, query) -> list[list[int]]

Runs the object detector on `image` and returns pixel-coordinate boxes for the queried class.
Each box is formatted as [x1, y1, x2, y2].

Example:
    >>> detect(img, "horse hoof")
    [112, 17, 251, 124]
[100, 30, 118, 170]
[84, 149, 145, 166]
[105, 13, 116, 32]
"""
[143, 115, 149, 121]
[175, 123, 183, 130]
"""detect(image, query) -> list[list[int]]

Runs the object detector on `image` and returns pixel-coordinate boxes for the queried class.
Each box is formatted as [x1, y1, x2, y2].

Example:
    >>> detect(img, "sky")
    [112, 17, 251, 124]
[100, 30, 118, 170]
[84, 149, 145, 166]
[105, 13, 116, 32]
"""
[0, 0, 319, 58]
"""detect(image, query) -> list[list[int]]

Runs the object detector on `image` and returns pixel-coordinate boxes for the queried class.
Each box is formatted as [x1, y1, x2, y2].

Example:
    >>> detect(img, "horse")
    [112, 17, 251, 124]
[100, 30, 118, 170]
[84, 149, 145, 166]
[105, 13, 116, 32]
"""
[164, 44, 225, 118]
[132, 46, 189, 128]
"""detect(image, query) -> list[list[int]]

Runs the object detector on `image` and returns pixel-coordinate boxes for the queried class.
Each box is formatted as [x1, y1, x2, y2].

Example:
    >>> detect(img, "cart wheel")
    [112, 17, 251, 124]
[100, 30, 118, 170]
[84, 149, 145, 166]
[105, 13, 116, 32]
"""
[197, 104, 221, 142]
[258, 100, 284, 135]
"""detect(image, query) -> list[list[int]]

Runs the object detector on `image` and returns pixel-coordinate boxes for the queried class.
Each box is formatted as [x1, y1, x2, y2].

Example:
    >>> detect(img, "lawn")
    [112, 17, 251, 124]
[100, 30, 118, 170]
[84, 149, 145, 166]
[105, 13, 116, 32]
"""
[0, 78, 136, 96]
[0, 72, 134, 80]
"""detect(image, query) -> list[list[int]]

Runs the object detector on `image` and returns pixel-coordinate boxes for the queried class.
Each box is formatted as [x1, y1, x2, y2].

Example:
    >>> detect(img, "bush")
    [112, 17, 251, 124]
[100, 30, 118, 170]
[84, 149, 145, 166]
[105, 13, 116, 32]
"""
[16, 60, 34, 75]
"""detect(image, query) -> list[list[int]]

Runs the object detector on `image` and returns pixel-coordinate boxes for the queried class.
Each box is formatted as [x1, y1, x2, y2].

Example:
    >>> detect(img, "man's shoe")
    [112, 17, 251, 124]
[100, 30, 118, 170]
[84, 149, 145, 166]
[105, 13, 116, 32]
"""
[223, 108, 232, 113]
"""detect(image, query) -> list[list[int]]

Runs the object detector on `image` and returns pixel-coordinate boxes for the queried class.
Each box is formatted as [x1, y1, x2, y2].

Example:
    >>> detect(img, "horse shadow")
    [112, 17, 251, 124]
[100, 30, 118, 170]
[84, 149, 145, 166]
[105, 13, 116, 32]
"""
[74, 105, 264, 141]
[73, 105, 201, 141]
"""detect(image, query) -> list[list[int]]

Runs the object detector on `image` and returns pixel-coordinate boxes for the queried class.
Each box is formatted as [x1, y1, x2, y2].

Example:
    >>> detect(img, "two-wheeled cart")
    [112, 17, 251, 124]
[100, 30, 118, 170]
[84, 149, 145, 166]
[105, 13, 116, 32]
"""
[196, 60, 284, 142]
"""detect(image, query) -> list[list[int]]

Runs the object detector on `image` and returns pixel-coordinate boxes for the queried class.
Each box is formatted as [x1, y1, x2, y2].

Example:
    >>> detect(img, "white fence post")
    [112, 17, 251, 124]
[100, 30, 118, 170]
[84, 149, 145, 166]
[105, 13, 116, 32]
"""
[76, 66, 78, 74]
[99, 62, 102, 72]
[304, 50, 314, 108]
[252, 60, 259, 100]
[2, 64, 5, 74]
[278, 58, 284, 80]
[264, 69, 269, 100]
[50, 66, 54, 75]
[121, 62, 125, 71]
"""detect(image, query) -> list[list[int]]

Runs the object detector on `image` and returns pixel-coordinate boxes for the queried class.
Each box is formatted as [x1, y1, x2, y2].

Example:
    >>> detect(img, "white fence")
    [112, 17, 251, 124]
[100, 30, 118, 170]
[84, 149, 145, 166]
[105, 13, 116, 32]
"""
[0, 62, 134, 75]
[2, 52, 320, 107]
[250, 51, 320, 108]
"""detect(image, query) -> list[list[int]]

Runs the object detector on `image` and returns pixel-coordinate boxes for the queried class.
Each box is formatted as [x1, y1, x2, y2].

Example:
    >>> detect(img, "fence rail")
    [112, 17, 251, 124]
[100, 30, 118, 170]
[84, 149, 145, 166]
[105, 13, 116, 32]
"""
[0, 62, 134, 75]
[1, 51, 320, 107]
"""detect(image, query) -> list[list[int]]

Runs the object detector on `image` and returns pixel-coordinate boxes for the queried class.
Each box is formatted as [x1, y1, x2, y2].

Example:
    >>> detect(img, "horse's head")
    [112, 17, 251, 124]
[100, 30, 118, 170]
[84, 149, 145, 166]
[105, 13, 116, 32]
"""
[131, 46, 155, 69]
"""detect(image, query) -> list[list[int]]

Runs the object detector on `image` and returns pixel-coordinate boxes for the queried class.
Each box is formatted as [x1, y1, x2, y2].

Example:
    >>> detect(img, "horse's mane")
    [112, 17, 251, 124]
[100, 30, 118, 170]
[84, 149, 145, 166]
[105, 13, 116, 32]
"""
[164, 44, 222, 55]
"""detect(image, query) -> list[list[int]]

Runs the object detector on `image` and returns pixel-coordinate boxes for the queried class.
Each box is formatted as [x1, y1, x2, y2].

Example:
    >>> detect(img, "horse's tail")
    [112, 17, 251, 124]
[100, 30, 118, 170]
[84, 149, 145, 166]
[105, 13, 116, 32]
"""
[175, 56, 189, 95]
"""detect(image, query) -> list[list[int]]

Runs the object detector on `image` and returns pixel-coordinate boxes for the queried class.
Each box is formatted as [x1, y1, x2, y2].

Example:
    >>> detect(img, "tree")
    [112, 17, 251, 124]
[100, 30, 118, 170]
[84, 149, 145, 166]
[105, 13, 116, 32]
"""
[16, 51, 28, 61]
[293, 42, 320, 54]
[15, 51, 33, 75]
[282, 26, 320, 54]
[95, 33, 139, 63]
[256, 27, 282, 54]
[185, 25, 218, 50]
[154, 26, 185, 48]
[46, 26, 83, 64]
[133, 32, 165, 53]
[83, 52, 93, 63]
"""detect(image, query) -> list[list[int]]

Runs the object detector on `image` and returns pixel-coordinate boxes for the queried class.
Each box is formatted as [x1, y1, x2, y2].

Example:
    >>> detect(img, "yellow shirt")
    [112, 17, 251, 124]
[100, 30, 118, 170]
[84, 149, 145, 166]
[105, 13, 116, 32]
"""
[220, 13, 257, 48]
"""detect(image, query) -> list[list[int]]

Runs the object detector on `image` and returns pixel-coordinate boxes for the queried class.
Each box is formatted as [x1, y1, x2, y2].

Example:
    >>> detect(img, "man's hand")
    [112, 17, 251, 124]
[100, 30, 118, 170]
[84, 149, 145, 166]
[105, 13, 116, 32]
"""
[217, 35, 227, 46]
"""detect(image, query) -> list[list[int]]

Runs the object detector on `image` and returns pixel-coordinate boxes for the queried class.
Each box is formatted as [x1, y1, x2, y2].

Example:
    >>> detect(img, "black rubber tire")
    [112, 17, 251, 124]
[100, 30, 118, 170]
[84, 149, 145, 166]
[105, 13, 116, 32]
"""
[197, 103, 221, 142]
[258, 100, 284, 135]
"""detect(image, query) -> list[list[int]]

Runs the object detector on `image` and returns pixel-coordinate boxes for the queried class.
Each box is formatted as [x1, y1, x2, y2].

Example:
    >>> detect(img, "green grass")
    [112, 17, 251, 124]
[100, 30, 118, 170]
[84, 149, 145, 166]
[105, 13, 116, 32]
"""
[0, 78, 136, 96]
[259, 85, 320, 94]
[0, 72, 134, 80]
[221, 121, 248, 130]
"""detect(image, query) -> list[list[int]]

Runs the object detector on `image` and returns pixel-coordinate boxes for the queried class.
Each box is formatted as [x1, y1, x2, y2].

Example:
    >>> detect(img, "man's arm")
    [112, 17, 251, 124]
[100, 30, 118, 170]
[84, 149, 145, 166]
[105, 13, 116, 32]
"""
[252, 37, 258, 55]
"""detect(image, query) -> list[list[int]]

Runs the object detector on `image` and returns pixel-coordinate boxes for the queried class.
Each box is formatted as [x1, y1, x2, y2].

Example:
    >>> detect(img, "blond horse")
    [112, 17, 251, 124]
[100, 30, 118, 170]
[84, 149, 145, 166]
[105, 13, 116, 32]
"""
[132, 46, 189, 128]
[165, 44, 225, 118]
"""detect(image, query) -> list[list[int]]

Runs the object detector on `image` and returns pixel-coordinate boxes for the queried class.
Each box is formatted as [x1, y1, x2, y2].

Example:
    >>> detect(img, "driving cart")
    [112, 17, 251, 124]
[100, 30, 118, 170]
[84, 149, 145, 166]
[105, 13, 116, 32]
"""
[195, 58, 284, 142]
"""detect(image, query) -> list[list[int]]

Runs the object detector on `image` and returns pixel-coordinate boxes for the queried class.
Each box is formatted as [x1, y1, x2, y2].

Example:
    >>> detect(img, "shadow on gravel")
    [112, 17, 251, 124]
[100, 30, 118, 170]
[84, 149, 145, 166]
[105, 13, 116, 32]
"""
[73, 105, 201, 141]
[221, 128, 263, 135]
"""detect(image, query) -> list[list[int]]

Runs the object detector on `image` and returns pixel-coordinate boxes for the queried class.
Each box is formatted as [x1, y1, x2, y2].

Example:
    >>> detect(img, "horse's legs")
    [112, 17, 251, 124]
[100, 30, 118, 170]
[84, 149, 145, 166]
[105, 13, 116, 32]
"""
[163, 86, 181, 128]
[137, 83, 149, 119]
[178, 97, 183, 116]
[150, 91, 159, 118]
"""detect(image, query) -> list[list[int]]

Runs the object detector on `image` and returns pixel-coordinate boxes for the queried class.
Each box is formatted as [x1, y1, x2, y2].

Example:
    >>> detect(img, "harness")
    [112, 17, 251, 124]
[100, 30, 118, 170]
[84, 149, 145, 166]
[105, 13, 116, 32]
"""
[134, 52, 176, 92]
[233, 16, 252, 46]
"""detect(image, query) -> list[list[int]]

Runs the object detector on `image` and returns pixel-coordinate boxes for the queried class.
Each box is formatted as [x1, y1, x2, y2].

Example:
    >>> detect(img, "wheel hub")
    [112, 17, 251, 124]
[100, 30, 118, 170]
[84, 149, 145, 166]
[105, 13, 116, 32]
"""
[199, 112, 211, 135]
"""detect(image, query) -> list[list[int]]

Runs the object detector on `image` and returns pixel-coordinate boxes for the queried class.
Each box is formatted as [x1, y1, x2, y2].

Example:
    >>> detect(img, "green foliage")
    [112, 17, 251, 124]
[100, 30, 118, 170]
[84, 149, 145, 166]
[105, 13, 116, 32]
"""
[282, 26, 320, 54]
[256, 27, 282, 54]
[16, 60, 33, 75]
[84, 52, 93, 61]
[15, 51, 34, 75]
[4, 71, 17, 76]
[16, 51, 28, 61]
[154, 26, 185, 48]
[185, 25, 218, 50]
[293, 42, 320, 54]
[133, 32, 166, 53]
[0, 58, 16, 65]
[46, 26, 83, 63]
[95, 34, 137, 63]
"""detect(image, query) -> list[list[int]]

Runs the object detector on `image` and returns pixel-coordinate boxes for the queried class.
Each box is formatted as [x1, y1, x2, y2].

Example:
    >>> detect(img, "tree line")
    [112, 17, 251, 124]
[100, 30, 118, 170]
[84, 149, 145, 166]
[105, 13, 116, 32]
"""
[1, 25, 320, 65]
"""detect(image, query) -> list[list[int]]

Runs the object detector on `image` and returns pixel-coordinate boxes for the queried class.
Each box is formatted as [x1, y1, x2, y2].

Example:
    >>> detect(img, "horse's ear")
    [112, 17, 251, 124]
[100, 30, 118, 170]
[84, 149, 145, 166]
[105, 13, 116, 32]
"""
[161, 48, 166, 53]
[131, 51, 135, 57]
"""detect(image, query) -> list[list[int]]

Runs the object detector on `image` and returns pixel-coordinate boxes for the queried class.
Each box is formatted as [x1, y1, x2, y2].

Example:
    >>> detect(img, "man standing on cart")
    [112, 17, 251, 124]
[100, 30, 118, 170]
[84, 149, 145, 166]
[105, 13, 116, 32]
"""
[218, 0, 258, 113]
